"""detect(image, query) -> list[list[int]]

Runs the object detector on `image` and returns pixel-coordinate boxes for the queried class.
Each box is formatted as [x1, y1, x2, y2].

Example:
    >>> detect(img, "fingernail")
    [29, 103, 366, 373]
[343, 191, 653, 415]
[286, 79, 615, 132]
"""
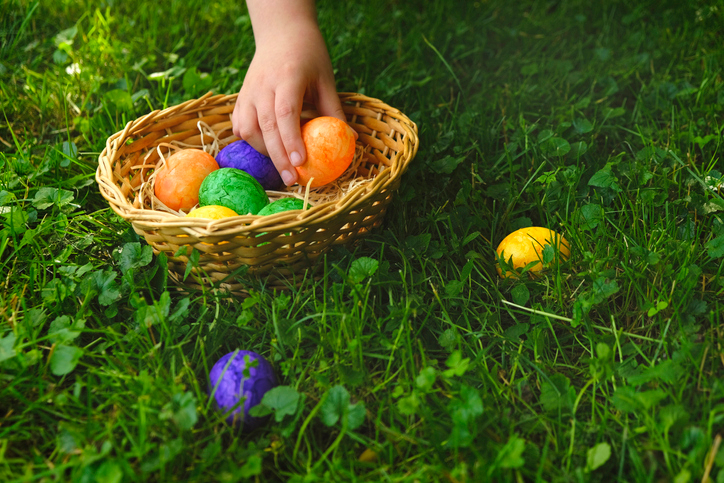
[281, 169, 295, 185]
[290, 151, 303, 166]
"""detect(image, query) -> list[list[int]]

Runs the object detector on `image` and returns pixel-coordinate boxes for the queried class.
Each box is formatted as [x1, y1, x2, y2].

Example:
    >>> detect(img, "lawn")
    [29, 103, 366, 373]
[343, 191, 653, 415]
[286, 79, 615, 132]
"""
[2, 0, 724, 481]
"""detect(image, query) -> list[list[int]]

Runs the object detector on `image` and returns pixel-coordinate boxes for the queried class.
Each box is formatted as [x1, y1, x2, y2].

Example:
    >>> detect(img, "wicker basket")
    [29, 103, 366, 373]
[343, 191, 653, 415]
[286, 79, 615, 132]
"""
[96, 92, 419, 294]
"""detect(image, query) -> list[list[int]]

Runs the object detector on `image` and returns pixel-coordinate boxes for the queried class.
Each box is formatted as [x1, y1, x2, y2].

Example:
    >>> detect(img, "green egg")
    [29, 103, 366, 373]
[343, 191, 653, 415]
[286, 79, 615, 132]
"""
[257, 197, 306, 216]
[255, 197, 309, 246]
[198, 168, 269, 215]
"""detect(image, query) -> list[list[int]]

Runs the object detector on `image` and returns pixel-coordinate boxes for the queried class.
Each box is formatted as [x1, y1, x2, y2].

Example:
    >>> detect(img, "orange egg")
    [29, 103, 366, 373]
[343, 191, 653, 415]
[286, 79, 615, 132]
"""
[296, 116, 356, 188]
[495, 227, 570, 278]
[154, 149, 219, 212]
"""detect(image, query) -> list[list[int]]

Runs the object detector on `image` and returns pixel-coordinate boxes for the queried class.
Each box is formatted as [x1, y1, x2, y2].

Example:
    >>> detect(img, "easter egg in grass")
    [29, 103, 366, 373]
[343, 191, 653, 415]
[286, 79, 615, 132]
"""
[216, 140, 284, 190]
[495, 227, 570, 278]
[198, 168, 269, 215]
[208, 350, 277, 429]
[154, 149, 219, 212]
[186, 205, 238, 219]
[256, 197, 306, 216]
[295, 116, 356, 188]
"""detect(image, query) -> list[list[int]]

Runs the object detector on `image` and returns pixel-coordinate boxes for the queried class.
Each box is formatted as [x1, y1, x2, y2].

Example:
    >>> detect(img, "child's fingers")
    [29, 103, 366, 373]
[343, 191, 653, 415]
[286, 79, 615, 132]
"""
[232, 99, 269, 157]
[257, 95, 298, 186]
[315, 76, 346, 123]
[274, 82, 306, 168]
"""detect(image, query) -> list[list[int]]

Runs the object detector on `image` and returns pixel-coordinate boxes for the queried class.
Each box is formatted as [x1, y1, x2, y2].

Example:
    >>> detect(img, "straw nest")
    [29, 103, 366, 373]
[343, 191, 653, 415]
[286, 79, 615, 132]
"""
[96, 92, 419, 295]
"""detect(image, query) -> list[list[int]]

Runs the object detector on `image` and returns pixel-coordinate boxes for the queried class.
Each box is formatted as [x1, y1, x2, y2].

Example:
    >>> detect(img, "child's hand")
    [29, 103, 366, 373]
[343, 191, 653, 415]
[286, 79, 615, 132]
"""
[232, 0, 345, 187]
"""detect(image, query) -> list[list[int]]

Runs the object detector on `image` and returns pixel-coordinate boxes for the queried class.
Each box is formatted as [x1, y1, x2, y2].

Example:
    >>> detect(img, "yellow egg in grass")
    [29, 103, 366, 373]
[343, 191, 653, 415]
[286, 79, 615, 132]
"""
[358, 448, 378, 463]
[495, 227, 570, 278]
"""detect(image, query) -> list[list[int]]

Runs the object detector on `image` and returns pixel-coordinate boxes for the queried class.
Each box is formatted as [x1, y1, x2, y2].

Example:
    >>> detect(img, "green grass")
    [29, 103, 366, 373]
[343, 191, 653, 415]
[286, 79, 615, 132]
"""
[2, 0, 724, 481]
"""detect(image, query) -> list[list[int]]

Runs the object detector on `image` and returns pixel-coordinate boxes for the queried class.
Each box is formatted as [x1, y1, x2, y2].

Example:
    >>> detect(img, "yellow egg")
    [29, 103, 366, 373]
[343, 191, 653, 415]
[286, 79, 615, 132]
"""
[358, 448, 378, 463]
[186, 205, 238, 219]
[495, 227, 570, 278]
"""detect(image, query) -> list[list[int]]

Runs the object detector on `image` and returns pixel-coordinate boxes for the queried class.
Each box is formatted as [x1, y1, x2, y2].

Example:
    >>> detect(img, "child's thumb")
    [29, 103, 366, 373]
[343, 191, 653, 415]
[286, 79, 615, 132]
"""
[316, 78, 347, 123]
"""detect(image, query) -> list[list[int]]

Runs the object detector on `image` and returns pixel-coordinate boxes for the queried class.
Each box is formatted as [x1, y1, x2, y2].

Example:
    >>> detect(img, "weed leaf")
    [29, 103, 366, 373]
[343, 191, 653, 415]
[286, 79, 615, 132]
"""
[239, 453, 262, 478]
[0, 191, 16, 205]
[168, 296, 190, 324]
[612, 386, 666, 412]
[496, 435, 526, 469]
[0, 332, 17, 363]
[580, 204, 602, 230]
[183, 248, 200, 281]
[48, 315, 84, 344]
[573, 117, 594, 134]
[569, 141, 588, 157]
[540, 374, 575, 412]
[95, 460, 123, 483]
[626, 359, 683, 386]
[104, 90, 134, 112]
[705, 235, 724, 258]
[586, 442, 611, 471]
[396, 393, 419, 416]
[448, 385, 484, 448]
[50, 345, 83, 376]
[346, 401, 366, 430]
[253, 386, 300, 422]
[161, 391, 198, 430]
[438, 329, 457, 351]
[320, 385, 351, 427]
[541, 137, 571, 156]
[119, 242, 153, 274]
[32, 187, 74, 210]
[504, 323, 529, 341]
[430, 155, 466, 174]
[183, 67, 213, 97]
[592, 277, 619, 302]
[511, 284, 530, 305]
[445, 280, 463, 298]
[415, 367, 436, 392]
[87, 270, 121, 306]
[588, 167, 621, 192]
[444, 350, 470, 378]
[405, 233, 431, 254]
[348, 257, 379, 283]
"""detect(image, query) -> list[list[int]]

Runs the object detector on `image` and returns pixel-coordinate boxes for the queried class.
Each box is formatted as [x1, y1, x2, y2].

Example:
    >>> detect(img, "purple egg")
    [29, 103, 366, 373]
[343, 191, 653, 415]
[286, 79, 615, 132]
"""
[216, 141, 283, 190]
[208, 350, 277, 428]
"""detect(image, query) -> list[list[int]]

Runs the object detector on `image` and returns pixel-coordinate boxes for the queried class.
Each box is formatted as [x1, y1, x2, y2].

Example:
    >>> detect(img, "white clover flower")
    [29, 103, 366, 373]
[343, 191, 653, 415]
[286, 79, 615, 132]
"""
[65, 63, 81, 76]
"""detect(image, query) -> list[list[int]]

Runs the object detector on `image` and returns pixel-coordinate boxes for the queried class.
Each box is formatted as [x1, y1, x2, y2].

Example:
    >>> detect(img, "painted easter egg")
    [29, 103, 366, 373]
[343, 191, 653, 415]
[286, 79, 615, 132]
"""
[256, 197, 306, 216]
[295, 116, 356, 188]
[216, 140, 284, 191]
[154, 149, 219, 212]
[208, 350, 277, 429]
[255, 197, 308, 245]
[495, 227, 570, 278]
[186, 205, 239, 219]
[198, 168, 269, 215]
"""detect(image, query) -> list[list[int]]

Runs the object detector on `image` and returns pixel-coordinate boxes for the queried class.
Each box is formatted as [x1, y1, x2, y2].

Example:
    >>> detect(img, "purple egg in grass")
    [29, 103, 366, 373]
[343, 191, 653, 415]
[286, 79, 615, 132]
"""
[216, 140, 284, 190]
[208, 350, 277, 429]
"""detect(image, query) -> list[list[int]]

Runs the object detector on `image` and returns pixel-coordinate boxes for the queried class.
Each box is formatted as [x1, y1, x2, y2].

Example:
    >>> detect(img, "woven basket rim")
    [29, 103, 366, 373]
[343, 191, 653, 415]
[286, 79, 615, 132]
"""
[96, 91, 419, 238]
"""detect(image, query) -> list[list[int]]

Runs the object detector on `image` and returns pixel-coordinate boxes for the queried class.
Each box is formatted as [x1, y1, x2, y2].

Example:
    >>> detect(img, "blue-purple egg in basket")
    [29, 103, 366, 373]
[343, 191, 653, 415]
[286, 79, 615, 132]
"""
[216, 140, 284, 190]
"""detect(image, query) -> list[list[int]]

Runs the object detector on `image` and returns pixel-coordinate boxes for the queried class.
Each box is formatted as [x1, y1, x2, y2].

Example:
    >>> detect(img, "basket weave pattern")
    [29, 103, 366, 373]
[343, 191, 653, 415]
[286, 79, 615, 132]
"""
[96, 92, 419, 293]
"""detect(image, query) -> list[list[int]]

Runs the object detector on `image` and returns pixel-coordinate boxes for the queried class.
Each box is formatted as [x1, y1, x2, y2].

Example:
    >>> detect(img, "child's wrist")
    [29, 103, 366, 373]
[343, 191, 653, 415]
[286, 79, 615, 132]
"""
[247, 0, 319, 44]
